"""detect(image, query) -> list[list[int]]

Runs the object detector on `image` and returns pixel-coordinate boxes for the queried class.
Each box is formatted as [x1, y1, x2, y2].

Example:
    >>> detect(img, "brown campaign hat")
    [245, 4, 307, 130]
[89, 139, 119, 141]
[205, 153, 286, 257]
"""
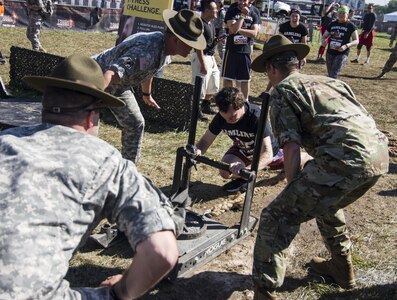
[251, 35, 310, 73]
[23, 54, 124, 113]
[163, 9, 206, 50]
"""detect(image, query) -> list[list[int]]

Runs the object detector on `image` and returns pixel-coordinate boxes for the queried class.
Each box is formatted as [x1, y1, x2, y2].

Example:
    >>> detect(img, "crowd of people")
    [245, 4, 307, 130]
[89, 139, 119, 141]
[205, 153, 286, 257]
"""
[0, 1, 393, 300]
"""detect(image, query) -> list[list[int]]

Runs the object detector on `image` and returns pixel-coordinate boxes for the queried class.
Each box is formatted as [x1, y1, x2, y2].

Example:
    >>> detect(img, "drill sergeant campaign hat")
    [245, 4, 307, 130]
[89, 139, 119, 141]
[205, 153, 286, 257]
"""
[163, 9, 206, 50]
[251, 34, 310, 73]
[23, 54, 125, 113]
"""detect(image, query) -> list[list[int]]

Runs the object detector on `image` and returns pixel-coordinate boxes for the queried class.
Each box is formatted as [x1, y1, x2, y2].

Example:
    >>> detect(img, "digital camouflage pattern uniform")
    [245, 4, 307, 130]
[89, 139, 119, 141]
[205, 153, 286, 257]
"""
[0, 124, 176, 299]
[93, 31, 167, 163]
[253, 72, 389, 291]
[26, 0, 47, 51]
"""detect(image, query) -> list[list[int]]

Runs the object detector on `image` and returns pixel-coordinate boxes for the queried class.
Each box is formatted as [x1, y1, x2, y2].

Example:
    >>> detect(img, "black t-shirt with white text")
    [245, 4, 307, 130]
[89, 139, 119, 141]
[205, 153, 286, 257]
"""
[224, 4, 261, 54]
[279, 22, 308, 43]
[326, 20, 356, 55]
[209, 102, 279, 158]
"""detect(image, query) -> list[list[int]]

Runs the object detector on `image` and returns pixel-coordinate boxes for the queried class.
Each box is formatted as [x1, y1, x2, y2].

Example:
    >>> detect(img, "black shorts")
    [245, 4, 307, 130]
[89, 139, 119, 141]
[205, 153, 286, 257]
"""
[221, 50, 251, 82]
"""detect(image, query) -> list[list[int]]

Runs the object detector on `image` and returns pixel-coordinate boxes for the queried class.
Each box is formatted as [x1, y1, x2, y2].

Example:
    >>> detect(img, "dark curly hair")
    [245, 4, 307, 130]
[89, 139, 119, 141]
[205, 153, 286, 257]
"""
[215, 87, 245, 113]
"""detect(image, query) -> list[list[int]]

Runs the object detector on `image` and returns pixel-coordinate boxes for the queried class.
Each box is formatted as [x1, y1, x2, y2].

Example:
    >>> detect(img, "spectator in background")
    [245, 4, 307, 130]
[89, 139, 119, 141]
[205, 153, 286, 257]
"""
[279, 8, 308, 66]
[0, 0, 6, 64]
[214, 0, 227, 59]
[321, 5, 358, 78]
[351, 3, 376, 65]
[0, 54, 180, 300]
[222, 0, 260, 101]
[26, 0, 52, 52]
[192, 0, 220, 120]
[93, 9, 206, 163]
[316, 2, 338, 62]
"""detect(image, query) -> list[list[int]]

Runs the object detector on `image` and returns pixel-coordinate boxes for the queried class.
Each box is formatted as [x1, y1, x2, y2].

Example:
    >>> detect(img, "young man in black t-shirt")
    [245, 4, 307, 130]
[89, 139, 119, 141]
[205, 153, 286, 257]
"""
[321, 5, 358, 78]
[222, 0, 261, 101]
[351, 3, 376, 65]
[195, 87, 282, 193]
[191, 0, 220, 120]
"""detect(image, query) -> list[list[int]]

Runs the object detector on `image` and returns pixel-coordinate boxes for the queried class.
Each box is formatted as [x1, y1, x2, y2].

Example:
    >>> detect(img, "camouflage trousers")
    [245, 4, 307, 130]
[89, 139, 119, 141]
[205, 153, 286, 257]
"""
[26, 15, 43, 51]
[110, 88, 144, 163]
[253, 157, 380, 291]
[326, 52, 348, 79]
[382, 42, 397, 73]
[73, 286, 118, 300]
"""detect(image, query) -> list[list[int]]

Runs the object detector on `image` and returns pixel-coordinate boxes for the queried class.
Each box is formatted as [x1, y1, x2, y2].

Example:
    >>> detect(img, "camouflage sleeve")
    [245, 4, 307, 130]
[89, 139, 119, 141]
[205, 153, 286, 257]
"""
[270, 88, 303, 148]
[108, 55, 138, 82]
[94, 154, 176, 251]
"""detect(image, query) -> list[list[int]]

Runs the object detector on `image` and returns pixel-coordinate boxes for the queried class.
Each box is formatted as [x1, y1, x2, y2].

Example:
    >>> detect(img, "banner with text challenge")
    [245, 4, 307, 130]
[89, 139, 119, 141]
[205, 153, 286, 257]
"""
[124, 0, 173, 21]
[115, 0, 174, 45]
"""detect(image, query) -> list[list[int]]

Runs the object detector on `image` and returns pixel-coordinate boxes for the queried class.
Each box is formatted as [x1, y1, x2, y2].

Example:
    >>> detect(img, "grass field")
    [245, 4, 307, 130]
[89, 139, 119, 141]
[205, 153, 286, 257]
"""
[1, 26, 396, 299]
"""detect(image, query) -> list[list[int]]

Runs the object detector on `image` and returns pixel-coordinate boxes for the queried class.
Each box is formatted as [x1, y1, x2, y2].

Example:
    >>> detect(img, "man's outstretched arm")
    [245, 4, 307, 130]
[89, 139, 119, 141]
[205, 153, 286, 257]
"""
[101, 230, 178, 299]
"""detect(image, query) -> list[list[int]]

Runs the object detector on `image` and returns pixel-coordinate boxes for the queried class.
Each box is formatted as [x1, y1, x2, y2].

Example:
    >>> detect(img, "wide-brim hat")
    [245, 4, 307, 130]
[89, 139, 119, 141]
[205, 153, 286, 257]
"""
[163, 9, 206, 50]
[251, 35, 310, 73]
[23, 54, 124, 112]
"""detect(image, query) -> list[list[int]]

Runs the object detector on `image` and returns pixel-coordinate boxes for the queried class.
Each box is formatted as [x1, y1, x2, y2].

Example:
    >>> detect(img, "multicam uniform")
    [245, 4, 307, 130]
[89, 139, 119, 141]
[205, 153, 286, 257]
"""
[93, 31, 167, 163]
[382, 38, 397, 74]
[0, 124, 176, 299]
[26, 0, 46, 51]
[253, 73, 389, 291]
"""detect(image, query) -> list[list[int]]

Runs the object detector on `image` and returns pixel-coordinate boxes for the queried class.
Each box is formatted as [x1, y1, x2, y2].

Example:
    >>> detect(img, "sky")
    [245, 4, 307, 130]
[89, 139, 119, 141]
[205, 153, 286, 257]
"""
[372, 0, 389, 6]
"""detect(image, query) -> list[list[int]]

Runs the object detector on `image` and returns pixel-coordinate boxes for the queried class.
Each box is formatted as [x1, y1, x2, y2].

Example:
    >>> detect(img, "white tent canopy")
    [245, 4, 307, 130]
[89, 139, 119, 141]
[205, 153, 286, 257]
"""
[384, 11, 397, 22]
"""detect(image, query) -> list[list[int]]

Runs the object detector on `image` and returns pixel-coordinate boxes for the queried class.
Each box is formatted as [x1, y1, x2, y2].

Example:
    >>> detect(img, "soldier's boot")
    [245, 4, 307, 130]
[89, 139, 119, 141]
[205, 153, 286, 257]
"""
[375, 71, 386, 79]
[254, 287, 278, 300]
[310, 252, 356, 289]
[38, 45, 47, 53]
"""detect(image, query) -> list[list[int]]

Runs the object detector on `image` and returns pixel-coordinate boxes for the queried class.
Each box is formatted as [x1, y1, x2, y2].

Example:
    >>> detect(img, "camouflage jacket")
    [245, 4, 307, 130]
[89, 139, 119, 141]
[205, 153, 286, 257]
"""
[0, 124, 175, 299]
[93, 31, 167, 94]
[270, 72, 389, 176]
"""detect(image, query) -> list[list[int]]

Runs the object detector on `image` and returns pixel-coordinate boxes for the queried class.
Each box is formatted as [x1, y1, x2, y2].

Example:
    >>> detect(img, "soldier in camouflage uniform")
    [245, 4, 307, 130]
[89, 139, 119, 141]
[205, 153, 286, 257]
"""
[376, 26, 397, 78]
[26, 0, 50, 52]
[93, 9, 206, 163]
[0, 54, 181, 300]
[250, 35, 389, 300]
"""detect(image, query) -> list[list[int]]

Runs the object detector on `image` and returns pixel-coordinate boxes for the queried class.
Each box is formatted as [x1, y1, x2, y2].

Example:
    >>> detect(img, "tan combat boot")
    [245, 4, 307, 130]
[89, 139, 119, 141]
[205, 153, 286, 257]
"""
[310, 252, 356, 289]
[38, 45, 47, 53]
[254, 287, 278, 300]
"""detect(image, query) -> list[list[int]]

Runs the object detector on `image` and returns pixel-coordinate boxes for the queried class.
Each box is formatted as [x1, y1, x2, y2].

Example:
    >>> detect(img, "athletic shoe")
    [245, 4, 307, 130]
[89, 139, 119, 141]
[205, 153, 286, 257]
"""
[198, 109, 208, 121]
[222, 178, 248, 193]
[201, 101, 217, 115]
[350, 59, 359, 63]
